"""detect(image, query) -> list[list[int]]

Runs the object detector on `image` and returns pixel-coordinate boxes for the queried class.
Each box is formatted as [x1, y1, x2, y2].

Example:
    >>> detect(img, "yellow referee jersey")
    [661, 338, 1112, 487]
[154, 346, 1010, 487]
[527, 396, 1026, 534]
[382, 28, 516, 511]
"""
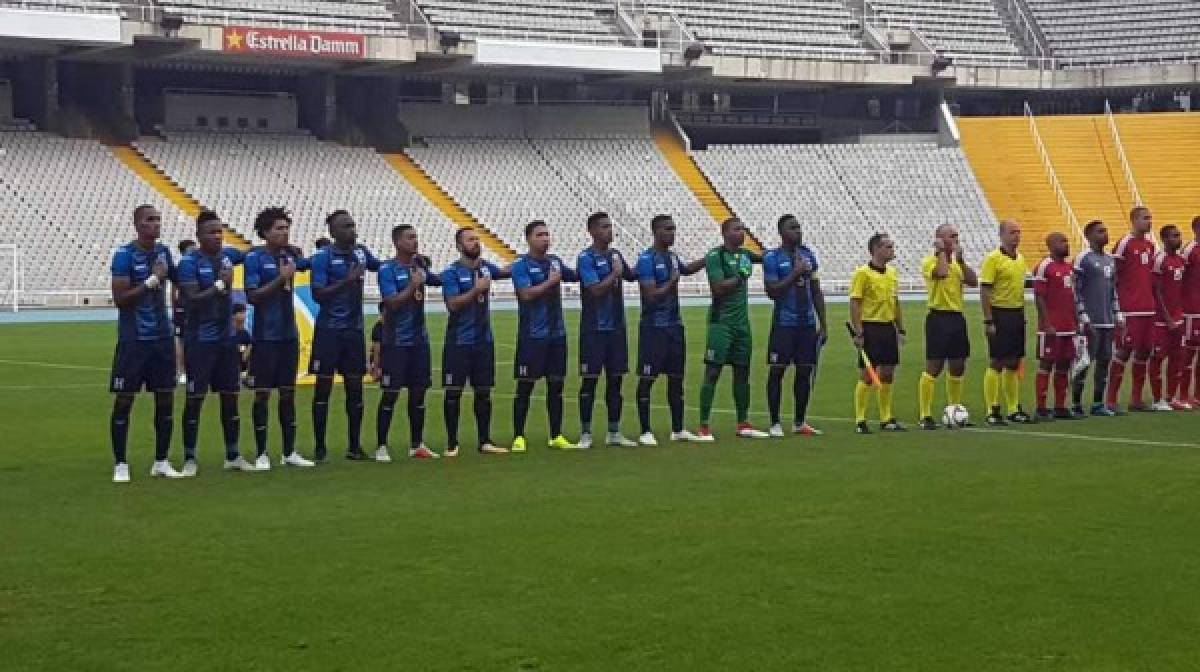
[922, 254, 965, 312]
[849, 263, 899, 323]
[979, 248, 1027, 309]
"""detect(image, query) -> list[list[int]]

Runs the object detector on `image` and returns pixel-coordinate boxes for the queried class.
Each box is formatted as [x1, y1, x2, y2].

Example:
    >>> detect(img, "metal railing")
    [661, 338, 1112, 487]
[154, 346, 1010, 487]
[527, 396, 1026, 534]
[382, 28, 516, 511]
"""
[1023, 101, 1085, 245]
[1103, 99, 1143, 208]
[1001, 0, 1050, 62]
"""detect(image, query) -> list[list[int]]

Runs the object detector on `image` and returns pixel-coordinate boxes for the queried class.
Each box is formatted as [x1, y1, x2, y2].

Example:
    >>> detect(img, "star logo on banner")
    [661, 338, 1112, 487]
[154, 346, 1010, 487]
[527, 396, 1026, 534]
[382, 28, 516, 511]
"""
[226, 29, 245, 49]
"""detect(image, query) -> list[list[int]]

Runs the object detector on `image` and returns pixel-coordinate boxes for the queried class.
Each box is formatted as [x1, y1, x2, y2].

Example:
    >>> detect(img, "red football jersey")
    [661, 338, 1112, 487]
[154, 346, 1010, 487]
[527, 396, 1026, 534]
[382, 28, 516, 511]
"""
[1153, 250, 1186, 322]
[1113, 234, 1157, 316]
[1182, 241, 1200, 315]
[1034, 257, 1077, 334]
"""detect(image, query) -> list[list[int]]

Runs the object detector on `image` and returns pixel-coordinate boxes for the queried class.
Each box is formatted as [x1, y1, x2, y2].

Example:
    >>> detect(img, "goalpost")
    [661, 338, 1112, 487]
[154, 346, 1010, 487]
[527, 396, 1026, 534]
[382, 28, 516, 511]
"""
[0, 244, 21, 313]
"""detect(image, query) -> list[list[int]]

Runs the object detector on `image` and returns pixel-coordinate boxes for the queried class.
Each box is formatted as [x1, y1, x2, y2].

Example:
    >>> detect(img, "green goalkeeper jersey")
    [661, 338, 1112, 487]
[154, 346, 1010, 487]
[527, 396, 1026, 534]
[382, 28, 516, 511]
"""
[705, 245, 753, 325]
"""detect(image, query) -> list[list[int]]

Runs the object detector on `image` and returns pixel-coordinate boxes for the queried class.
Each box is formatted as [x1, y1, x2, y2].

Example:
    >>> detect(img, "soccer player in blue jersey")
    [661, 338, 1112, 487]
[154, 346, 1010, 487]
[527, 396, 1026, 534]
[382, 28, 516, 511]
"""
[309, 210, 381, 461]
[441, 228, 511, 456]
[243, 207, 315, 469]
[177, 210, 256, 475]
[375, 225, 442, 462]
[511, 220, 580, 453]
[634, 215, 706, 445]
[763, 215, 828, 437]
[576, 212, 639, 449]
[109, 205, 182, 483]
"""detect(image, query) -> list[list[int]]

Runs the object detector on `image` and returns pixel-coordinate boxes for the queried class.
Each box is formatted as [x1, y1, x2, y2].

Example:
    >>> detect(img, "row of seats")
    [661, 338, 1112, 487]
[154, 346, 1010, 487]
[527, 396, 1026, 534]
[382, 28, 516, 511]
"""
[151, 0, 405, 34]
[1027, 0, 1200, 66]
[414, 0, 623, 43]
[402, 103, 651, 139]
[866, 0, 1022, 64]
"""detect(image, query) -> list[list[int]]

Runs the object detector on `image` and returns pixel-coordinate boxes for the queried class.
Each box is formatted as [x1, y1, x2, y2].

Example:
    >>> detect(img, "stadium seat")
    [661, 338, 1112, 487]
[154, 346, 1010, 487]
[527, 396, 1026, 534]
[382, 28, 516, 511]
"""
[1026, 0, 1200, 66]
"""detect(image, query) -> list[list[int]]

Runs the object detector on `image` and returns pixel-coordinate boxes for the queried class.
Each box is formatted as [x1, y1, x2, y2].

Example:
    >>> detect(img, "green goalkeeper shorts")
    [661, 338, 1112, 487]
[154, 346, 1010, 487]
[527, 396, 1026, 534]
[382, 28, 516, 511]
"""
[704, 321, 753, 368]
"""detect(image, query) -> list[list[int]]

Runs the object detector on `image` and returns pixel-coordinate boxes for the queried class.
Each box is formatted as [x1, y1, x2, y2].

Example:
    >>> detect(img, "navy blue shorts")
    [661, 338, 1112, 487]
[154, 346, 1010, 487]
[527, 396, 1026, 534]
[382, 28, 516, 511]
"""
[184, 341, 241, 394]
[246, 340, 299, 389]
[579, 328, 629, 377]
[768, 325, 819, 368]
[380, 343, 432, 390]
[110, 338, 176, 393]
[515, 338, 568, 380]
[309, 328, 366, 377]
[442, 341, 495, 389]
[637, 324, 686, 378]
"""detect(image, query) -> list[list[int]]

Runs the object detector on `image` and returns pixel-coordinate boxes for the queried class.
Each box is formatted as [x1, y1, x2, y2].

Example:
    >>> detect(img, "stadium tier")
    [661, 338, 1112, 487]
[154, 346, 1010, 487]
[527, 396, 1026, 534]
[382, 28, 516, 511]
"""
[151, 0, 403, 33]
[414, 0, 623, 42]
[1026, 0, 1200, 66]
[694, 142, 997, 287]
[0, 0, 120, 14]
[866, 0, 1021, 63]
[0, 130, 190, 293]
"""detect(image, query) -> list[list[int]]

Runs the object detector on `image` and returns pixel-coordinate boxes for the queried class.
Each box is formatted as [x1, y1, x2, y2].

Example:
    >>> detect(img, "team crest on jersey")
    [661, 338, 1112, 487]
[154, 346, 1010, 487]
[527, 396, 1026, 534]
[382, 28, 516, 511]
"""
[354, 248, 366, 264]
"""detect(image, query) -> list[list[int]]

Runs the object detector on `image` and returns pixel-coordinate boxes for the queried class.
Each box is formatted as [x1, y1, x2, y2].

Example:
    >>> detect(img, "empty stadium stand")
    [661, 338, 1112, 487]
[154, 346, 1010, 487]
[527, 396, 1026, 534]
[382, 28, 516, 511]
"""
[1115, 113, 1200, 231]
[1026, 0, 1200, 66]
[0, 130, 191, 293]
[0, 0, 120, 14]
[866, 0, 1022, 64]
[694, 142, 997, 286]
[1032, 115, 1130, 231]
[151, 0, 405, 34]
[414, 0, 624, 43]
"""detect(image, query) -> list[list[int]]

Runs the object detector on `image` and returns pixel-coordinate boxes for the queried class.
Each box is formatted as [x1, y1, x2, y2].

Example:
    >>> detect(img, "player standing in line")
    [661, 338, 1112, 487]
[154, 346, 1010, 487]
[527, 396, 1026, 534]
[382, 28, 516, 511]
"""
[109, 205, 183, 482]
[309, 210, 381, 461]
[374, 225, 442, 462]
[172, 239, 197, 385]
[849, 233, 905, 434]
[243, 207, 315, 469]
[232, 303, 251, 373]
[697, 218, 769, 440]
[980, 220, 1033, 425]
[1180, 216, 1200, 407]
[763, 215, 827, 437]
[634, 215, 705, 445]
[1071, 220, 1122, 417]
[511, 221, 580, 452]
[1107, 206, 1158, 412]
[1033, 233, 1080, 420]
[576, 212, 639, 449]
[1149, 225, 1189, 411]
[440, 229, 510, 456]
[177, 210, 256, 474]
[918, 224, 978, 430]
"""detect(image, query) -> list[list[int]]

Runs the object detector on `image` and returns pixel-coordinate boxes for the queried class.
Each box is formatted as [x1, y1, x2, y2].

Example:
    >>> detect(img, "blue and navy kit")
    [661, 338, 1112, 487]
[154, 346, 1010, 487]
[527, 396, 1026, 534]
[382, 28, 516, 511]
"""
[763, 245, 819, 329]
[636, 248, 685, 329]
[243, 246, 309, 342]
[111, 241, 176, 342]
[378, 258, 442, 347]
[512, 254, 577, 340]
[310, 244, 381, 331]
[176, 247, 245, 344]
[577, 247, 636, 333]
[441, 260, 504, 346]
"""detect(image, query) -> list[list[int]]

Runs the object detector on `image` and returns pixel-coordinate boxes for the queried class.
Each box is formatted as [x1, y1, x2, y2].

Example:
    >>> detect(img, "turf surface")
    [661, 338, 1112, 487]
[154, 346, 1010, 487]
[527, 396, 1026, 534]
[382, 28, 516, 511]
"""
[2, 302, 1200, 671]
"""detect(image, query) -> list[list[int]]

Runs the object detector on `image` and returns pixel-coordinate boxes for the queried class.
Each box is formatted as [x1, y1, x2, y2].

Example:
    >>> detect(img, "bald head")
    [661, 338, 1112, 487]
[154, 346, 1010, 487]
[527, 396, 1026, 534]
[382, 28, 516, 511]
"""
[1046, 231, 1069, 259]
[998, 219, 1021, 251]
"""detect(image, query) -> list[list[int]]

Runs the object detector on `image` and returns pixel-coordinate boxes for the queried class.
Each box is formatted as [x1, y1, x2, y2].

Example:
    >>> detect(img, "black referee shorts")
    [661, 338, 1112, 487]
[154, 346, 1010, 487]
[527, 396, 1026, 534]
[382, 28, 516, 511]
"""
[987, 307, 1026, 359]
[859, 322, 900, 369]
[925, 310, 970, 360]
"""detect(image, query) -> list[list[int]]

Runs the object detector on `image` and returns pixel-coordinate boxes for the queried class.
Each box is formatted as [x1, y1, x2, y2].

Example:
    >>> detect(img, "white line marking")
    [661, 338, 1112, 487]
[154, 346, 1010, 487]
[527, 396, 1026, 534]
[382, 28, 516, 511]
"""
[0, 358, 109, 372]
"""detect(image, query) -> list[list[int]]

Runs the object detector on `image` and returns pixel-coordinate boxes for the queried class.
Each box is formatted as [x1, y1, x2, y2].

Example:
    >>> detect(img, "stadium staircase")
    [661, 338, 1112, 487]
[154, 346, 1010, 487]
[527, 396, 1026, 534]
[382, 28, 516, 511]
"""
[958, 116, 1067, 264]
[1033, 115, 1130, 234]
[382, 151, 517, 262]
[1115, 113, 1200, 230]
[651, 126, 762, 254]
[110, 145, 251, 251]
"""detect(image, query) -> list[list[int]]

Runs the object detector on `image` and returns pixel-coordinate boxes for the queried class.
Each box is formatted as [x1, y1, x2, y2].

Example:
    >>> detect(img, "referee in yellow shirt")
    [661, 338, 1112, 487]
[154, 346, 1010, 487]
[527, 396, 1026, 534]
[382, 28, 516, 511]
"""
[849, 233, 906, 433]
[980, 220, 1034, 425]
[919, 224, 979, 429]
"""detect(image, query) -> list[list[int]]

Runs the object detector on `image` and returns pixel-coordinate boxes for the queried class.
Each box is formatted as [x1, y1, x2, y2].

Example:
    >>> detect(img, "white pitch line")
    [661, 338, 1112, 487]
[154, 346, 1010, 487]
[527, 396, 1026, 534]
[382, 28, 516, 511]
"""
[0, 358, 109, 372]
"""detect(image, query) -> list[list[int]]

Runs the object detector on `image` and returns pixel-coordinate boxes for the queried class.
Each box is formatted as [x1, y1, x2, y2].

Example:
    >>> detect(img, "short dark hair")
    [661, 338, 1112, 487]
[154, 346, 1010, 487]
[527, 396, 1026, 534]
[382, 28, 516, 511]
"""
[1160, 224, 1180, 238]
[314, 237, 331, 250]
[777, 214, 797, 232]
[587, 212, 609, 229]
[1130, 205, 1150, 221]
[254, 206, 291, 239]
[177, 239, 196, 255]
[232, 303, 247, 315]
[133, 204, 156, 222]
[650, 214, 672, 232]
[196, 209, 220, 228]
[326, 209, 350, 226]
[392, 224, 414, 240]
[720, 217, 741, 232]
[1083, 220, 1104, 237]
[525, 220, 547, 237]
[455, 228, 472, 245]
[868, 232, 888, 254]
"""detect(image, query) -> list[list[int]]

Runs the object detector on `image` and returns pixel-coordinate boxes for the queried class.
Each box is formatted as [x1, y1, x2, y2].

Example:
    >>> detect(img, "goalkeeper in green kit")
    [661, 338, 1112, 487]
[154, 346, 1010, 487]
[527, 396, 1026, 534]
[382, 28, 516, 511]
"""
[697, 218, 770, 440]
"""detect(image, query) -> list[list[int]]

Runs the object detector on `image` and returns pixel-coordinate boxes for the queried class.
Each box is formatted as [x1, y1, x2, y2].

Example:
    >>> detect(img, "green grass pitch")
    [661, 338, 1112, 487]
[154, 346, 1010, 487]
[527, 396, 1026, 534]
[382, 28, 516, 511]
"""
[3, 302, 1200, 671]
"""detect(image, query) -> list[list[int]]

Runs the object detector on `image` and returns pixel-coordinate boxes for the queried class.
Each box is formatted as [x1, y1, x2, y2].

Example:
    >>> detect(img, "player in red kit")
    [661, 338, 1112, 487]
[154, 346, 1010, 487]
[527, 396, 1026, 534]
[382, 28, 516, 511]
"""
[1107, 206, 1158, 412]
[1150, 225, 1189, 411]
[1034, 232, 1079, 420]
[1181, 216, 1200, 407]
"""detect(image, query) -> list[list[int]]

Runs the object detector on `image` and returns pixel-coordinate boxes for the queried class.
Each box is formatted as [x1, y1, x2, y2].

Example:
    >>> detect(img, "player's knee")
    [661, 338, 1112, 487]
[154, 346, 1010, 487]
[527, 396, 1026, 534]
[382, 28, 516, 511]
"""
[113, 394, 134, 416]
[947, 360, 966, 377]
[703, 367, 721, 384]
[254, 390, 271, 403]
[925, 360, 944, 377]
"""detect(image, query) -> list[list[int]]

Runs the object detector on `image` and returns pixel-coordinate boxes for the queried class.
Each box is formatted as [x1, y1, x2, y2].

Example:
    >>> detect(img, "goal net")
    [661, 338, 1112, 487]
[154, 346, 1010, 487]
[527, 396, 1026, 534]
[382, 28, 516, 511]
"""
[0, 244, 22, 312]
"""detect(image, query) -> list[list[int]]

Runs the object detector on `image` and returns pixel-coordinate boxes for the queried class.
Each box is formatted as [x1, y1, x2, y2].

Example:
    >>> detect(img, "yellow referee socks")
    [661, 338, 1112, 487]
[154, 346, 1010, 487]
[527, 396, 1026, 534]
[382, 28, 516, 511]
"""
[879, 383, 895, 421]
[947, 374, 965, 406]
[854, 381, 870, 423]
[984, 368, 1001, 410]
[1002, 369, 1021, 414]
[919, 372, 936, 419]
